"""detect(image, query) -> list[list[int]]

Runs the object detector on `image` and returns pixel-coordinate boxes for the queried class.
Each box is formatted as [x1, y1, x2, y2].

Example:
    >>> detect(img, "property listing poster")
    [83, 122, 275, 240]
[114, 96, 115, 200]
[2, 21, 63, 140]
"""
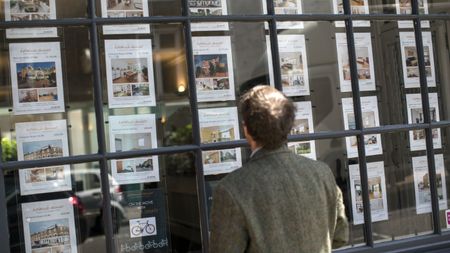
[412, 154, 447, 214]
[406, 93, 441, 151]
[267, 34, 310, 97]
[9, 42, 65, 115]
[395, 0, 430, 29]
[16, 120, 71, 195]
[261, 0, 304, 29]
[22, 199, 78, 253]
[333, 0, 370, 27]
[192, 36, 235, 102]
[105, 40, 156, 108]
[342, 96, 382, 158]
[109, 114, 159, 185]
[199, 107, 242, 175]
[336, 33, 376, 92]
[116, 189, 169, 252]
[4, 0, 58, 38]
[399, 32, 436, 88]
[287, 101, 316, 160]
[349, 161, 388, 225]
[189, 0, 229, 32]
[100, 0, 150, 34]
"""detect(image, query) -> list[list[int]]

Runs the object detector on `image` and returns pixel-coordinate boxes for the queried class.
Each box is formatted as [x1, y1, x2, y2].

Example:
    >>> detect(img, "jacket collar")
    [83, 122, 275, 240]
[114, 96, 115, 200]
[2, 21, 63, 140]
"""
[249, 145, 290, 162]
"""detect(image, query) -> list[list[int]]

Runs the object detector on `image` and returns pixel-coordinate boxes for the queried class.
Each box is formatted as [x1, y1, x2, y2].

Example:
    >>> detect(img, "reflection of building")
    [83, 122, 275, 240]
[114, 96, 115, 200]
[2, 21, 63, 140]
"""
[24, 145, 63, 160]
[31, 223, 70, 248]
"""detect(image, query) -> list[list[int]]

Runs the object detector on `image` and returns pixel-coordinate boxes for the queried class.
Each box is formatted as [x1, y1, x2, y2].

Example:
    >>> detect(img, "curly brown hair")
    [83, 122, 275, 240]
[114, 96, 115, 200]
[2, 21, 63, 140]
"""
[239, 85, 296, 150]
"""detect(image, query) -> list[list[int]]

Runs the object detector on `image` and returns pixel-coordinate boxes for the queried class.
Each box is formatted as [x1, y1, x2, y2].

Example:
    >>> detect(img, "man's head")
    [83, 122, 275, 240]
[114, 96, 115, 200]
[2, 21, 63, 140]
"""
[239, 85, 296, 150]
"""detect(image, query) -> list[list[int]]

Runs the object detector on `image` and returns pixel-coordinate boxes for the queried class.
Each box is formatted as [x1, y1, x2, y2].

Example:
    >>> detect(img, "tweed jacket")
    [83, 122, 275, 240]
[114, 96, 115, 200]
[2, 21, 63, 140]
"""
[209, 146, 349, 253]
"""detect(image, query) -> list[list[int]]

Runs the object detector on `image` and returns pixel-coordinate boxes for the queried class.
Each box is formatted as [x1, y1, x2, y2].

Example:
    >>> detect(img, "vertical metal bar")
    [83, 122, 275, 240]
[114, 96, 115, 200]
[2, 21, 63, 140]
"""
[0, 130, 11, 253]
[342, 0, 373, 247]
[181, 1, 210, 252]
[266, 0, 283, 90]
[87, 0, 116, 252]
[411, 0, 441, 235]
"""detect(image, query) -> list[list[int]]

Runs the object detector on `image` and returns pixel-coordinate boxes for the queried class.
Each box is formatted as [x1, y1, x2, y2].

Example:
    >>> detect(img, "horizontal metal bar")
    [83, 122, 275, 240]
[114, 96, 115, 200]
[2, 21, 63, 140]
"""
[0, 18, 92, 28]
[1, 154, 103, 170]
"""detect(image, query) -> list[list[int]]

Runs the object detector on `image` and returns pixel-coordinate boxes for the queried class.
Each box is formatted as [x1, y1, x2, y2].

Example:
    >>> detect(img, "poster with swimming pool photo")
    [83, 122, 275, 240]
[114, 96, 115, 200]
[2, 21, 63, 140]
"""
[16, 119, 71, 195]
[192, 36, 235, 102]
[189, 0, 229, 31]
[199, 107, 242, 175]
[400, 32, 435, 88]
[336, 33, 376, 92]
[395, 0, 429, 28]
[9, 42, 64, 115]
[412, 154, 447, 214]
[109, 114, 159, 184]
[100, 0, 150, 34]
[287, 101, 316, 160]
[105, 39, 156, 108]
[342, 96, 382, 158]
[22, 198, 78, 253]
[349, 161, 388, 225]
[406, 93, 441, 151]
[333, 0, 370, 27]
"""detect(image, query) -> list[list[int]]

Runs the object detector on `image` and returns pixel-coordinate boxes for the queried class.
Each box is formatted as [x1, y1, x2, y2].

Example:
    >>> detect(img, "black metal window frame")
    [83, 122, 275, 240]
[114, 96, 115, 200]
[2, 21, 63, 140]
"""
[1, 0, 450, 252]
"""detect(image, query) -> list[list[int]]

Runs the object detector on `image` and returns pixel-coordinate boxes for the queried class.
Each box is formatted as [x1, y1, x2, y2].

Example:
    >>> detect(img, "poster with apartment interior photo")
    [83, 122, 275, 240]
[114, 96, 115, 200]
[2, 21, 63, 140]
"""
[333, 0, 370, 27]
[267, 34, 310, 97]
[4, 0, 57, 39]
[189, 0, 229, 31]
[105, 39, 156, 108]
[342, 96, 382, 158]
[395, 0, 430, 29]
[406, 93, 441, 151]
[199, 107, 242, 175]
[16, 120, 71, 195]
[336, 33, 376, 92]
[400, 32, 436, 88]
[22, 198, 78, 253]
[109, 114, 159, 184]
[101, 0, 150, 34]
[192, 36, 235, 102]
[261, 0, 304, 29]
[349, 161, 388, 225]
[412, 154, 447, 214]
[9, 42, 65, 115]
[287, 101, 316, 160]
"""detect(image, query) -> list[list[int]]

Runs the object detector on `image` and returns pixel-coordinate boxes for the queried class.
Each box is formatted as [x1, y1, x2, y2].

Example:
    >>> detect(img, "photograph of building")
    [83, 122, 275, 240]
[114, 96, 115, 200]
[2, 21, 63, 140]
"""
[23, 140, 64, 160]
[194, 54, 228, 78]
[29, 219, 71, 250]
[17, 62, 57, 89]
[111, 58, 148, 84]
[114, 132, 152, 152]
[200, 125, 235, 144]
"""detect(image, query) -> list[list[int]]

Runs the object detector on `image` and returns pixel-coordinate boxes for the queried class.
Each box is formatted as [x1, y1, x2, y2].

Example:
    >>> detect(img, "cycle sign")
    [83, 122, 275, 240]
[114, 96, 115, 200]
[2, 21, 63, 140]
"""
[129, 217, 157, 238]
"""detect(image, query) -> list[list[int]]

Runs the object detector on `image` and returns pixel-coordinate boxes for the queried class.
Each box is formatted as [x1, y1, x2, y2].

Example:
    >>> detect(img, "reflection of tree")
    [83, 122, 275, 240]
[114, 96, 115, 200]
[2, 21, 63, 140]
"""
[164, 124, 195, 175]
[1, 137, 17, 162]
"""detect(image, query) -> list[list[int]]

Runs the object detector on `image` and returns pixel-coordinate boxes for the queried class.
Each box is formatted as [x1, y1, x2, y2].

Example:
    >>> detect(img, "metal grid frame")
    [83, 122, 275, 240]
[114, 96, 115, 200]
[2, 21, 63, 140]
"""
[0, 0, 450, 252]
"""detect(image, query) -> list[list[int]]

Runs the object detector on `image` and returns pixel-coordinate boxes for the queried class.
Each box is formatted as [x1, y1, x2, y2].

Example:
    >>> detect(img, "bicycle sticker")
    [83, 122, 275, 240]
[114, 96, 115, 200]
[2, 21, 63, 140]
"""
[129, 217, 157, 238]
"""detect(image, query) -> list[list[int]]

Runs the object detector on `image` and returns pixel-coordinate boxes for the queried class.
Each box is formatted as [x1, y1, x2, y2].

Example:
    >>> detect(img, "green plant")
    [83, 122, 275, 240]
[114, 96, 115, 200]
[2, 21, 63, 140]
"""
[1, 137, 17, 162]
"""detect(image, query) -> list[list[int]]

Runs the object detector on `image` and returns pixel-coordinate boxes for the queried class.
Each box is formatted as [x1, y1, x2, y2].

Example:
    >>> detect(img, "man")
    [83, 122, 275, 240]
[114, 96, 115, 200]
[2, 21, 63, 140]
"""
[209, 85, 349, 253]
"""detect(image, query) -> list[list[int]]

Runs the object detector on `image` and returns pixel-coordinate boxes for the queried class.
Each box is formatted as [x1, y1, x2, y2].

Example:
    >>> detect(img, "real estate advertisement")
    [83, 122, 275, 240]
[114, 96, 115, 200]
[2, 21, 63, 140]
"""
[189, 0, 229, 31]
[267, 34, 310, 97]
[262, 0, 304, 29]
[105, 39, 156, 108]
[287, 101, 316, 160]
[100, 0, 150, 34]
[349, 161, 388, 225]
[16, 119, 71, 195]
[109, 114, 159, 185]
[9, 42, 65, 115]
[4, 0, 58, 38]
[412, 154, 447, 215]
[399, 32, 436, 88]
[395, 0, 430, 28]
[199, 107, 242, 175]
[22, 198, 78, 253]
[342, 96, 382, 158]
[192, 36, 235, 102]
[115, 189, 169, 252]
[406, 93, 441, 151]
[333, 0, 370, 27]
[336, 33, 376, 92]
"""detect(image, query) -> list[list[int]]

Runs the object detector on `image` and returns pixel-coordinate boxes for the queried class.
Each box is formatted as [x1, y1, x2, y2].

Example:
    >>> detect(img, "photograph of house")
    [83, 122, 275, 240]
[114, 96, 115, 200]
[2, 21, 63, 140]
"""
[220, 149, 237, 163]
[17, 61, 57, 89]
[107, 0, 143, 11]
[23, 139, 64, 160]
[203, 151, 220, 164]
[29, 218, 71, 250]
[111, 58, 148, 84]
[200, 125, 235, 143]
[10, 0, 51, 14]
[290, 119, 309, 135]
[38, 88, 58, 101]
[114, 132, 152, 152]
[368, 176, 384, 211]
[194, 54, 228, 78]
[113, 84, 132, 97]
[18, 89, 38, 103]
